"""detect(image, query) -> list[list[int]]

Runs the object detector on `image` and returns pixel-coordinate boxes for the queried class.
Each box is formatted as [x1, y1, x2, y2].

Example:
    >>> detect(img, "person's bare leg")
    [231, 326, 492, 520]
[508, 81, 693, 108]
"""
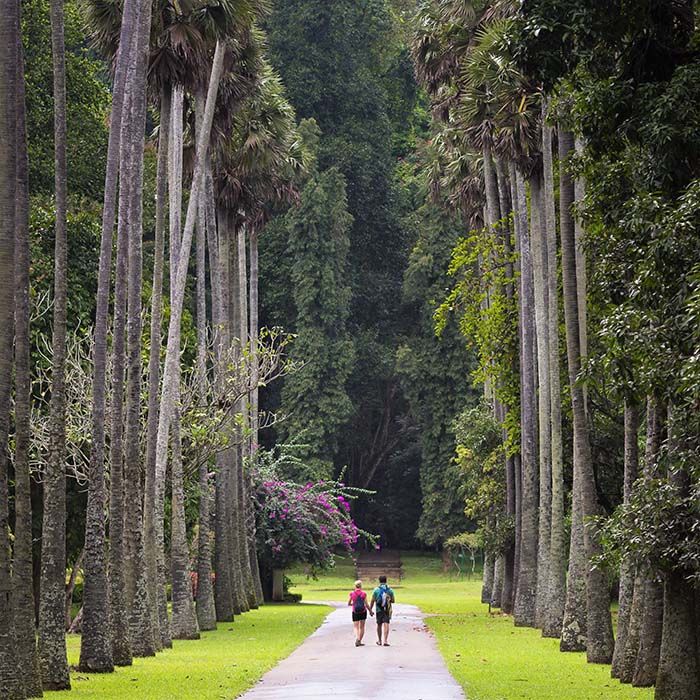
[353, 620, 360, 644]
[383, 623, 390, 645]
[358, 619, 365, 644]
[376, 621, 382, 645]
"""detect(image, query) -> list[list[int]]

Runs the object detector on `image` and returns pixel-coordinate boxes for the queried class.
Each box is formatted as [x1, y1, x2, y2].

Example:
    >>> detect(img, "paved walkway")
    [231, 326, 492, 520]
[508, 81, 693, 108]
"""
[238, 603, 466, 700]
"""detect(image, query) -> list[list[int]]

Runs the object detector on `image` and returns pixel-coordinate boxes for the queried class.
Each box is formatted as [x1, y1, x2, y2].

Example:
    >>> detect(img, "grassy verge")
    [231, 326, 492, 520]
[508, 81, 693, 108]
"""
[48, 602, 330, 700]
[289, 552, 653, 700]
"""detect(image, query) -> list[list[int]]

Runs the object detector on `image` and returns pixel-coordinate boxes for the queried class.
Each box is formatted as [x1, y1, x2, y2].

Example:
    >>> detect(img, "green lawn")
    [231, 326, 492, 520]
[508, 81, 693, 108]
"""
[49, 602, 330, 700]
[289, 552, 654, 700]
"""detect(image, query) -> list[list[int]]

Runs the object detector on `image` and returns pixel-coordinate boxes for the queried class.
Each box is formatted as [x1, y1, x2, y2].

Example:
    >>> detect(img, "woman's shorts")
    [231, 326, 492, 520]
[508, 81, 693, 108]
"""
[352, 611, 367, 622]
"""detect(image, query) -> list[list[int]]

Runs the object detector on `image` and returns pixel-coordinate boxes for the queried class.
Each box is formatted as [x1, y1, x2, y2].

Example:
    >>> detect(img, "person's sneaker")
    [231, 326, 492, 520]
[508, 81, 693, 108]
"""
[376, 641, 382, 646]
[383, 643, 390, 646]
[355, 640, 361, 647]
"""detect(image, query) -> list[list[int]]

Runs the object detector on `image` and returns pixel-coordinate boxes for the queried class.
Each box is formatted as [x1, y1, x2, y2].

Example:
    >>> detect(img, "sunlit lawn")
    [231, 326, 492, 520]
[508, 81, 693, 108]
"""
[289, 552, 654, 700]
[48, 602, 330, 700]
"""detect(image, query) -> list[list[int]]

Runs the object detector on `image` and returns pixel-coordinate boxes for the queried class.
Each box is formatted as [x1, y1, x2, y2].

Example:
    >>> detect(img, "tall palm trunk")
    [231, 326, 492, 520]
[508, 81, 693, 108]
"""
[247, 228, 264, 606]
[153, 41, 226, 638]
[39, 0, 70, 686]
[106, 111, 132, 666]
[237, 225, 258, 609]
[0, 2, 23, 695]
[13, 26, 43, 695]
[212, 207, 235, 622]
[166, 86, 199, 642]
[194, 96, 217, 632]
[541, 119, 566, 640]
[513, 171, 538, 628]
[532, 171, 552, 630]
[123, 0, 156, 653]
[80, 0, 140, 673]
[655, 411, 699, 698]
[170, 405, 200, 639]
[558, 128, 613, 664]
[611, 400, 639, 676]
[632, 397, 665, 686]
[143, 84, 171, 651]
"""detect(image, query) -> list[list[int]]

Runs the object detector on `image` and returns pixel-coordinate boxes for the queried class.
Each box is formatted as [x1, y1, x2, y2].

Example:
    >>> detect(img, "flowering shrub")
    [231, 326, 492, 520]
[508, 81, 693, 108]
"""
[253, 449, 374, 571]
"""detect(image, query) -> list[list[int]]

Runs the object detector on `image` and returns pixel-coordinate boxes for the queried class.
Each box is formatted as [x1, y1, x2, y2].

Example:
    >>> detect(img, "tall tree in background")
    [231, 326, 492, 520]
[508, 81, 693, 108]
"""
[268, 0, 410, 491]
[0, 0, 23, 695]
[13, 18, 44, 695]
[39, 0, 71, 685]
[281, 159, 354, 479]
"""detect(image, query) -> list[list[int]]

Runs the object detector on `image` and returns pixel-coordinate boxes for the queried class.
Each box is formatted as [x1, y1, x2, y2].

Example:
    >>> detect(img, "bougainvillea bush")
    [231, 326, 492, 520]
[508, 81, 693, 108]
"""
[253, 445, 373, 572]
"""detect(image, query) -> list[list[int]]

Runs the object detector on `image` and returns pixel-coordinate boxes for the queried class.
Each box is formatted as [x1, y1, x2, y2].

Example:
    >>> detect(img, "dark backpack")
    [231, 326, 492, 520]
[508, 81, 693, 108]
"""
[352, 591, 366, 614]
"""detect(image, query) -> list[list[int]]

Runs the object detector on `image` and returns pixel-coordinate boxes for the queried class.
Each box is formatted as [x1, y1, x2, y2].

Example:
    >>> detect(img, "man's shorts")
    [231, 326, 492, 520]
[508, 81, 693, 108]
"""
[376, 611, 391, 625]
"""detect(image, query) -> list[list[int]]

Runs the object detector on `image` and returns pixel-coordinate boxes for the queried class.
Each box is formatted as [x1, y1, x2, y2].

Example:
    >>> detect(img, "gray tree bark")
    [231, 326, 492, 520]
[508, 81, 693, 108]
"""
[532, 171, 552, 630]
[39, 0, 71, 685]
[80, 0, 140, 673]
[153, 42, 227, 640]
[13, 25, 43, 695]
[170, 407, 200, 639]
[632, 398, 665, 686]
[558, 129, 613, 664]
[542, 118, 566, 640]
[482, 551, 495, 604]
[143, 84, 171, 652]
[0, 1, 24, 695]
[513, 171, 538, 629]
[194, 95, 217, 632]
[106, 84, 133, 668]
[122, 0, 156, 656]
[611, 400, 639, 676]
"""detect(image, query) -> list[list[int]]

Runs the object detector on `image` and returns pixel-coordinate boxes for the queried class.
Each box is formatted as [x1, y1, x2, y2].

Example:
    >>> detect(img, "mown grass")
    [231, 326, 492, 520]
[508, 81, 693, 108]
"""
[48, 602, 330, 700]
[289, 551, 654, 700]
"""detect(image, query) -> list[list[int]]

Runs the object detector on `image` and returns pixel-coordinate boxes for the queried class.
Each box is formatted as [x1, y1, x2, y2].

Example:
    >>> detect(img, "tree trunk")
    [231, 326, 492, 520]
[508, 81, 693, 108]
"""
[143, 84, 171, 652]
[117, 0, 156, 657]
[153, 41, 226, 637]
[39, 0, 71, 686]
[558, 128, 613, 664]
[64, 549, 84, 630]
[513, 171, 538, 629]
[211, 207, 235, 622]
[619, 570, 645, 682]
[106, 95, 132, 667]
[237, 225, 258, 610]
[632, 398, 666, 686]
[248, 229, 264, 606]
[13, 24, 43, 695]
[491, 555, 505, 609]
[655, 571, 699, 700]
[612, 400, 639, 676]
[272, 570, 285, 603]
[532, 171, 552, 630]
[573, 138, 588, 414]
[655, 430, 699, 699]
[80, 0, 140, 673]
[194, 95, 217, 633]
[541, 117, 566, 640]
[0, 1, 23, 695]
[482, 552, 494, 604]
[170, 409, 200, 640]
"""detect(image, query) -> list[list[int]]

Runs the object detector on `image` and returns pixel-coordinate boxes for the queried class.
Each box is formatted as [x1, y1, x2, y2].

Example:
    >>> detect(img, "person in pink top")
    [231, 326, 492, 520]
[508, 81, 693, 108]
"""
[348, 579, 373, 646]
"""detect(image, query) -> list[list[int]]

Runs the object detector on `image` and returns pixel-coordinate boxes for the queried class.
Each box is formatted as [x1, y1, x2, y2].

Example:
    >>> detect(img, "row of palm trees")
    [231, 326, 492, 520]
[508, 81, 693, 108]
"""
[1, 0, 305, 695]
[412, 1, 685, 696]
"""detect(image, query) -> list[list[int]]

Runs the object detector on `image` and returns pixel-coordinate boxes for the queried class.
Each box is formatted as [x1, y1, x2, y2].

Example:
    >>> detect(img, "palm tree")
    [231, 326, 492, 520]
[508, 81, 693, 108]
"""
[80, 0, 141, 671]
[38, 0, 71, 686]
[152, 36, 226, 637]
[558, 128, 614, 664]
[0, 2, 24, 696]
[13, 25, 43, 696]
[541, 117, 566, 640]
[611, 399, 639, 675]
